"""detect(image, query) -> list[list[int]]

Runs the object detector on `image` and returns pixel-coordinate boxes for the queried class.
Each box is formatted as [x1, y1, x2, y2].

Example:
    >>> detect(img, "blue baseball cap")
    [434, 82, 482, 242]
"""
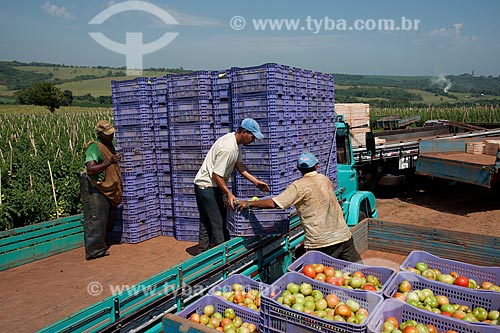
[297, 152, 318, 169]
[241, 118, 264, 139]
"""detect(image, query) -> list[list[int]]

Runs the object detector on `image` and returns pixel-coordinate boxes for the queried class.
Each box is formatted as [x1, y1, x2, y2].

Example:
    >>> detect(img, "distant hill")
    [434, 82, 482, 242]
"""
[334, 73, 500, 96]
[1, 61, 499, 107]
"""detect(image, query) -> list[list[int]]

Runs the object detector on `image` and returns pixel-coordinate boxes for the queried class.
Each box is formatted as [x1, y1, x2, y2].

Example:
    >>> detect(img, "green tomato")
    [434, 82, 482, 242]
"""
[472, 307, 488, 321]
[424, 296, 438, 308]
[224, 307, 235, 319]
[415, 262, 429, 272]
[287, 283, 300, 294]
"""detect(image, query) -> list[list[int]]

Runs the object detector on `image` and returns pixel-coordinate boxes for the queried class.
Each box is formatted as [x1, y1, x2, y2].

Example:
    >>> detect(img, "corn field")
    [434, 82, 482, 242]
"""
[0, 105, 112, 230]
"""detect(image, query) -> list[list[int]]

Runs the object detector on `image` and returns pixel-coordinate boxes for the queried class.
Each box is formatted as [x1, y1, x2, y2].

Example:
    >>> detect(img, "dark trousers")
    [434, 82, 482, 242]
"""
[194, 185, 229, 252]
[314, 237, 363, 263]
[80, 173, 116, 260]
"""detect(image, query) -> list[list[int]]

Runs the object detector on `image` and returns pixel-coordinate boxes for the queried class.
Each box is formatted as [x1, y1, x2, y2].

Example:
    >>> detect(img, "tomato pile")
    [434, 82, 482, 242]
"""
[393, 280, 500, 324]
[188, 304, 258, 332]
[213, 283, 261, 311]
[407, 261, 499, 292]
[301, 263, 382, 292]
[275, 281, 370, 324]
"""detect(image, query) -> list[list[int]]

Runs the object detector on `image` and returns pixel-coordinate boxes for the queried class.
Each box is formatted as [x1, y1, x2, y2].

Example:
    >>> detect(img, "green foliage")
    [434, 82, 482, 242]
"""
[335, 86, 422, 105]
[335, 73, 500, 96]
[0, 62, 53, 90]
[15, 82, 69, 112]
[0, 106, 112, 230]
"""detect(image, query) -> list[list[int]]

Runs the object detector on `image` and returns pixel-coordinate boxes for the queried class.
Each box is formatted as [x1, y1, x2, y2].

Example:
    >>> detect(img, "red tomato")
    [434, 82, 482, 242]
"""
[362, 283, 377, 291]
[454, 276, 469, 287]
[403, 326, 418, 333]
[352, 271, 365, 278]
[323, 266, 335, 277]
[313, 263, 325, 274]
[302, 264, 316, 278]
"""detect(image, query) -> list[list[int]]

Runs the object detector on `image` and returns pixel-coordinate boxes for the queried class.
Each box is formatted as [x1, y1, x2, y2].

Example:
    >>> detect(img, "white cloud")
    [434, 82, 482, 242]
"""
[424, 23, 479, 44]
[166, 8, 220, 27]
[42, 2, 75, 19]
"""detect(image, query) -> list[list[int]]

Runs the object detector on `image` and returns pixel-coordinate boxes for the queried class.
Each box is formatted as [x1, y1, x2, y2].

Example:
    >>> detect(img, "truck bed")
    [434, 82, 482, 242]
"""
[416, 138, 499, 187]
[419, 151, 497, 165]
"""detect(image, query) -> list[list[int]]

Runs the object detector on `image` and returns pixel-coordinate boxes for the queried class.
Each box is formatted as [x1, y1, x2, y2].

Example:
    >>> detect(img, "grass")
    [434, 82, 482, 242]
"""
[406, 89, 457, 104]
[15, 66, 124, 81]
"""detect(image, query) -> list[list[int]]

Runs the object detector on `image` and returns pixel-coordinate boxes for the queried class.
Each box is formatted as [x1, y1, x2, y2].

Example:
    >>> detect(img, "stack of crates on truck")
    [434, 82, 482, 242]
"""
[110, 78, 161, 243]
[165, 71, 216, 241]
[227, 64, 337, 237]
[151, 75, 174, 236]
[335, 103, 371, 148]
[110, 63, 339, 243]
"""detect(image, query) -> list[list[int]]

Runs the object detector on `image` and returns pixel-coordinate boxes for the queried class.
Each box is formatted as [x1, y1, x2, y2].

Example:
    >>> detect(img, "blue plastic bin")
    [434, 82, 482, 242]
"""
[287, 251, 397, 295]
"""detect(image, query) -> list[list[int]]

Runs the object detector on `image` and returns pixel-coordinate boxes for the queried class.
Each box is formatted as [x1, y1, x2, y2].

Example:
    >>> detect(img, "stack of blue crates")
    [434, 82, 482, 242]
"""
[151, 75, 174, 236]
[167, 71, 216, 241]
[110, 63, 337, 243]
[230, 64, 337, 197]
[110, 77, 161, 243]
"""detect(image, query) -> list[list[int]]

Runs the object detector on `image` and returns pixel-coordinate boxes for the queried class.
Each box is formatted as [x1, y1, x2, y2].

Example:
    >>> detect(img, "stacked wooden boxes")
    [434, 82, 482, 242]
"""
[465, 138, 500, 155]
[465, 141, 485, 154]
[334, 103, 370, 148]
[483, 139, 500, 156]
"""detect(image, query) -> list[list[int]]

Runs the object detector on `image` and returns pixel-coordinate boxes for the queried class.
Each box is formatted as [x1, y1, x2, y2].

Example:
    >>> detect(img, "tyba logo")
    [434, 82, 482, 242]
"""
[88, 1, 179, 75]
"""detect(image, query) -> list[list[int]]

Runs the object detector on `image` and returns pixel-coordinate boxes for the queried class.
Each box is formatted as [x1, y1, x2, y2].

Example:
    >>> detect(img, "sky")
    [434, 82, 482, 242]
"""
[1, 0, 499, 76]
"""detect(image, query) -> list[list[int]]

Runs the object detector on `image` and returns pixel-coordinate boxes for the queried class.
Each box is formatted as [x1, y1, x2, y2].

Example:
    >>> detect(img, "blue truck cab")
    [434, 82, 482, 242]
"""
[335, 115, 378, 226]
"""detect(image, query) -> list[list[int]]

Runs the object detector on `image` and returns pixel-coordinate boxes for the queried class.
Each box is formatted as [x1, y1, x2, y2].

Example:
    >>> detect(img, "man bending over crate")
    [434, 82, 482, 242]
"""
[194, 118, 270, 254]
[236, 152, 362, 263]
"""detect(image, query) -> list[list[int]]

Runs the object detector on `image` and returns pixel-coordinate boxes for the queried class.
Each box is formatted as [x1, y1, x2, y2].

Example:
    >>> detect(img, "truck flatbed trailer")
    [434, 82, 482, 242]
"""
[416, 137, 500, 188]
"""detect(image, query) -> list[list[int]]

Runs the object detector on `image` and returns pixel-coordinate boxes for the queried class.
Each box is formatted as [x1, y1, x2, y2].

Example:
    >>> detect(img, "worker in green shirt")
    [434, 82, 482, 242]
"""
[80, 120, 122, 260]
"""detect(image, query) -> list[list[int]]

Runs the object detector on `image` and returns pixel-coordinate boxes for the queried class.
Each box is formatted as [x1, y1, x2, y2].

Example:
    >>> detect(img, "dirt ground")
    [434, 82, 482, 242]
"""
[0, 179, 499, 332]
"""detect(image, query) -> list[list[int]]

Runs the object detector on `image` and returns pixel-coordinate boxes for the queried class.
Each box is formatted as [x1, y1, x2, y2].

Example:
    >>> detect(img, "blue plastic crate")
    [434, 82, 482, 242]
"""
[227, 196, 291, 237]
[170, 150, 206, 166]
[173, 203, 199, 219]
[157, 162, 170, 174]
[121, 220, 160, 244]
[174, 217, 199, 241]
[112, 90, 151, 105]
[112, 77, 151, 93]
[367, 299, 498, 333]
[232, 95, 289, 119]
[152, 76, 168, 94]
[114, 113, 154, 127]
[287, 251, 396, 295]
[176, 295, 260, 329]
[171, 176, 197, 196]
[242, 158, 287, 173]
[400, 250, 500, 291]
[167, 98, 213, 121]
[122, 185, 156, 198]
[168, 71, 212, 87]
[384, 271, 500, 326]
[260, 271, 383, 333]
